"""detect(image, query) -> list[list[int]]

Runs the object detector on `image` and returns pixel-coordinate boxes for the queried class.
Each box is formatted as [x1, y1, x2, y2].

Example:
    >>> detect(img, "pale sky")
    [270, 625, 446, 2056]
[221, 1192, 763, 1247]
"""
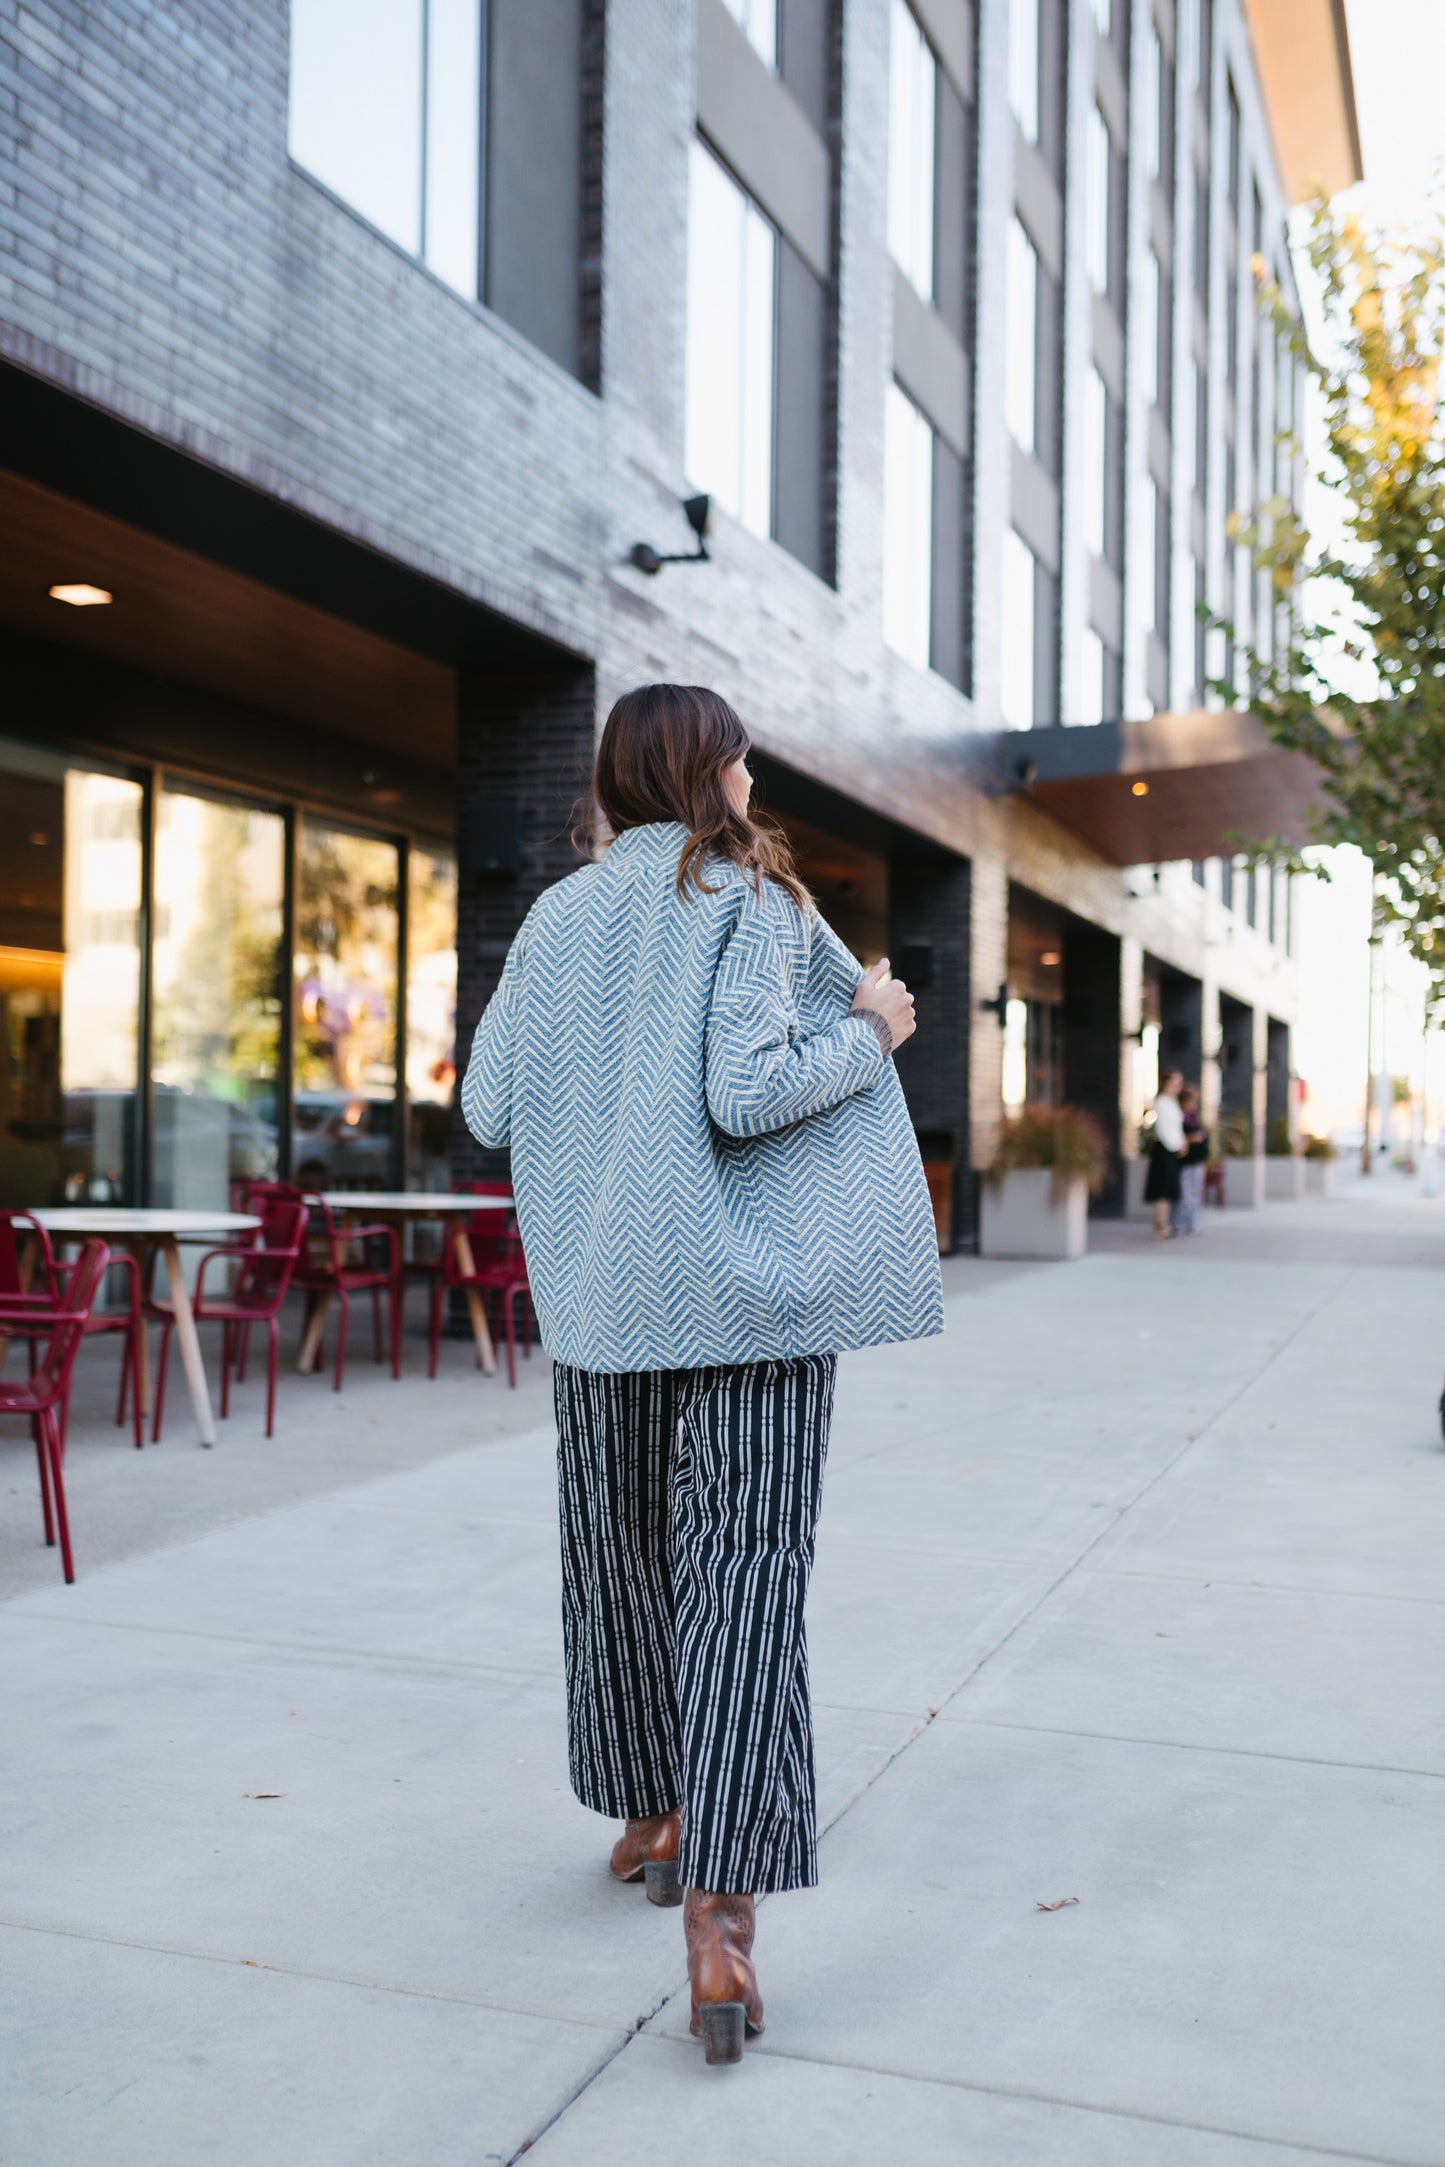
[1290, 2, 1445, 1140]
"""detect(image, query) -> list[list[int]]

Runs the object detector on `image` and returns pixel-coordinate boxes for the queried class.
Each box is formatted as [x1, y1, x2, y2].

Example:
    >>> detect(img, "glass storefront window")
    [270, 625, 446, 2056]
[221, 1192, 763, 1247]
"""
[0, 740, 142, 1208]
[151, 788, 286, 1210]
[293, 820, 399, 1191]
[406, 843, 458, 1189]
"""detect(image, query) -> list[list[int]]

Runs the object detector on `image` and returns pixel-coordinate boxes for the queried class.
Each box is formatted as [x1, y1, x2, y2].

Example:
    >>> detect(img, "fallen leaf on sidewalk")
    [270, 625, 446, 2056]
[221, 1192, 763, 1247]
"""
[240, 1959, 276, 1970]
[1036, 1898, 1080, 1912]
[244, 1791, 283, 1800]
[1156, 1631, 1175, 1638]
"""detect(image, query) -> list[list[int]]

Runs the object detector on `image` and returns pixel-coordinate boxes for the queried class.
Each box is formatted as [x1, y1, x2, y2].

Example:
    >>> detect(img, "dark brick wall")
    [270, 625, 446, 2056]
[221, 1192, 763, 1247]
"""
[889, 855, 972, 1251]
[451, 662, 597, 1183]
[1062, 916, 1125, 1217]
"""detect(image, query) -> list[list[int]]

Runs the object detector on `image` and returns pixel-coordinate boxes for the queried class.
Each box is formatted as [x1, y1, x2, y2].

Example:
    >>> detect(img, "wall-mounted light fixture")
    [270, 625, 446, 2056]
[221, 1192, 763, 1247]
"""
[979, 982, 1008, 1020]
[50, 583, 112, 607]
[1131, 779, 1150, 797]
[629, 494, 713, 575]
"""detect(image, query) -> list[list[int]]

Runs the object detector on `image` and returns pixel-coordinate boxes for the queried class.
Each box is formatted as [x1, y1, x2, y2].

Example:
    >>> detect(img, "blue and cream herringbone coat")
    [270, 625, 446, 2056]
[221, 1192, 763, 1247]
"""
[460, 821, 944, 1373]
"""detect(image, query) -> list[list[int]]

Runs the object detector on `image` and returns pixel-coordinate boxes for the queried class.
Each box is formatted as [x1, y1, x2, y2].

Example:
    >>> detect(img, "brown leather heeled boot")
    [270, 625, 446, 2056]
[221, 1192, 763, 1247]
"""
[685, 1888, 764, 2064]
[608, 1810, 683, 1907]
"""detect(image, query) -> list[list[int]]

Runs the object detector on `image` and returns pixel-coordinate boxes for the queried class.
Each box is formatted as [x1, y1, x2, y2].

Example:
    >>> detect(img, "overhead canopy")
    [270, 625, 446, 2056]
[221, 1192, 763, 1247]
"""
[1243, 0, 1363, 203]
[980, 709, 1329, 866]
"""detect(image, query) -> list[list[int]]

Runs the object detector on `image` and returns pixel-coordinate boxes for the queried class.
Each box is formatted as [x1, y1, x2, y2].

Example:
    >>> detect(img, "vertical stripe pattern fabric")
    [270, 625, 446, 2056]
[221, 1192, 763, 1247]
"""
[554, 1352, 836, 1897]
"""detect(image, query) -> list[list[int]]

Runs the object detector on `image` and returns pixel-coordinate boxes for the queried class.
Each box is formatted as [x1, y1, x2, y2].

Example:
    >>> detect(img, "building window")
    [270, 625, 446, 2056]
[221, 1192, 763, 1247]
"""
[1152, 477, 1171, 634]
[1007, 219, 1039, 454]
[288, 0, 483, 301]
[406, 844, 459, 1190]
[1193, 356, 1208, 496]
[1001, 530, 1037, 728]
[685, 139, 777, 541]
[883, 383, 935, 669]
[1142, 252, 1161, 405]
[1087, 109, 1113, 296]
[1092, 0, 1112, 38]
[720, 0, 778, 70]
[888, 0, 937, 301]
[152, 790, 285, 1209]
[1009, 0, 1040, 144]
[1083, 366, 1107, 557]
[1078, 626, 1105, 725]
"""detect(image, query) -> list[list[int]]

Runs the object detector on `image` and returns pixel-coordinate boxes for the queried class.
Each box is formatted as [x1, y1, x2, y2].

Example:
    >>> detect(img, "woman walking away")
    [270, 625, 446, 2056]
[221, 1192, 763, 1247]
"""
[1175, 1085, 1208, 1236]
[462, 684, 943, 2064]
[1145, 1067, 1186, 1239]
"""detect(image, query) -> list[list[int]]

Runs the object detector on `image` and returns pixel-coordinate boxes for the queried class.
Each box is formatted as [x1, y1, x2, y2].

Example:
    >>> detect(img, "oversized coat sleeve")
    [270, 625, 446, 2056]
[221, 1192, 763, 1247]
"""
[705, 895, 887, 1140]
[460, 931, 526, 1149]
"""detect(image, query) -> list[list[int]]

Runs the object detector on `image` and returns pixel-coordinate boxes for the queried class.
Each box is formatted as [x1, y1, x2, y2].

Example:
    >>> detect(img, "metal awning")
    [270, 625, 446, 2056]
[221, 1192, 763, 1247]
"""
[974, 710, 1328, 867]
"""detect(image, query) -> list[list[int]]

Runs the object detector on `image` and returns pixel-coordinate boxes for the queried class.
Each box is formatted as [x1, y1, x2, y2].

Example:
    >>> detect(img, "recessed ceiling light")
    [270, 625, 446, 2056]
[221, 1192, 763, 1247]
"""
[1040, 950, 1061, 966]
[49, 583, 112, 606]
[30, 832, 48, 847]
[1131, 780, 1150, 796]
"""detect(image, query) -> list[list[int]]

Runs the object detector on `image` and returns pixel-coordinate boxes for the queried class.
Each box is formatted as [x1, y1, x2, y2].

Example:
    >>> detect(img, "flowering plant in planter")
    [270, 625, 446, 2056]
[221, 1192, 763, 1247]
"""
[1220, 1111, 1255, 1159]
[987, 1105, 1110, 1202]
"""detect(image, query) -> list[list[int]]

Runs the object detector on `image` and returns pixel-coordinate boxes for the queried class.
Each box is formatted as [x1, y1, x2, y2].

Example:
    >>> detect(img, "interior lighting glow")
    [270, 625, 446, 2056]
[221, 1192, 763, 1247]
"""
[1040, 950, 1061, 966]
[1131, 780, 1150, 796]
[49, 583, 113, 606]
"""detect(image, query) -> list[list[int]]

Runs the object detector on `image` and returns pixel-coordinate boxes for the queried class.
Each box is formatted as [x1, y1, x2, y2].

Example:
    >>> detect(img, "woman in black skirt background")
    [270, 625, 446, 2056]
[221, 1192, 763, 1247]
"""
[1145, 1068, 1186, 1238]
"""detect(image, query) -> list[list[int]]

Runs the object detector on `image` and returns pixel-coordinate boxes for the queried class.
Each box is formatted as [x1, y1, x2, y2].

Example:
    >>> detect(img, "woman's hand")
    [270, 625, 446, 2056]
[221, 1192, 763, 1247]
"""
[852, 958, 917, 1051]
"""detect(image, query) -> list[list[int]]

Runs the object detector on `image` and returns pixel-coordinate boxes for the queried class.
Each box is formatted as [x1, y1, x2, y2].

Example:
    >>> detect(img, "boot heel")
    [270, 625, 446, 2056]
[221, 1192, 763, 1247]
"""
[643, 1857, 682, 1908]
[697, 2002, 746, 2065]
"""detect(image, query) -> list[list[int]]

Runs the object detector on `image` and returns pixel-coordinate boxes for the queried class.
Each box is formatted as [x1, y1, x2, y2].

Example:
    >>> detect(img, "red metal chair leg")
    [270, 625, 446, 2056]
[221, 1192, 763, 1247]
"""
[44, 1409, 75, 1583]
[370, 1284, 383, 1364]
[237, 1321, 252, 1382]
[33, 1412, 54, 1547]
[152, 1320, 173, 1443]
[128, 1321, 145, 1448]
[389, 1278, 401, 1378]
[427, 1278, 443, 1379]
[220, 1321, 232, 1421]
[333, 1289, 350, 1392]
[265, 1317, 279, 1438]
[503, 1285, 519, 1390]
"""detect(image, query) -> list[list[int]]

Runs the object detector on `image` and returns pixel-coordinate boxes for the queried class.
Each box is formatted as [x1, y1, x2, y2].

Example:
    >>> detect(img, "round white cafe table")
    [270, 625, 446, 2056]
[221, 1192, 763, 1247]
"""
[32, 1208, 261, 1447]
[307, 1192, 515, 1378]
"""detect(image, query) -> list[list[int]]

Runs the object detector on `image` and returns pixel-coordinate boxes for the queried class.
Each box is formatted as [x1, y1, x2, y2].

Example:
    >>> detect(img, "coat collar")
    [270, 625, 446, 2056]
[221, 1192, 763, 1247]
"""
[603, 822, 690, 863]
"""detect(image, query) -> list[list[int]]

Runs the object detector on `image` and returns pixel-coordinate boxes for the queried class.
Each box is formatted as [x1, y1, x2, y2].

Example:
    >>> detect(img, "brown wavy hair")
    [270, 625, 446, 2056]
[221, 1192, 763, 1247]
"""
[581, 683, 811, 910]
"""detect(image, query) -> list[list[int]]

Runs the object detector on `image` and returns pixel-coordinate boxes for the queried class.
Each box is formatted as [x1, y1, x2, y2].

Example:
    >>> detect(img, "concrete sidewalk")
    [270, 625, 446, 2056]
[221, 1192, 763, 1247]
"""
[2, 1193, 1443, 2165]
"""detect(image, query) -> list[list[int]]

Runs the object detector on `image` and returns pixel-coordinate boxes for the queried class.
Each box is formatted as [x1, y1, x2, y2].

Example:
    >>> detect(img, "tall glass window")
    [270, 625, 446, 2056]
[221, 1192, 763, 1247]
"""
[0, 741, 142, 1210]
[405, 843, 458, 1190]
[1078, 627, 1106, 726]
[685, 139, 777, 541]
[888, 0, 937, 301]
[1142, 253, 1161, 405]
[1000, 531, 1037, 728]
[1087, 108, 1112, 296]
[1006, 219, 1039, 454]
[1092, 0, 1112, 36]
[1009, 0, 1040, 143]
[883, 383, 935, 669]
[151, 790, 285, 1210]
[720, 0, 777, 69]
[1142, 15, 1164, 181]
[1083, 366, 1107, 556]
[292, 822, 399, 1191]
[289, 0, 482, 300]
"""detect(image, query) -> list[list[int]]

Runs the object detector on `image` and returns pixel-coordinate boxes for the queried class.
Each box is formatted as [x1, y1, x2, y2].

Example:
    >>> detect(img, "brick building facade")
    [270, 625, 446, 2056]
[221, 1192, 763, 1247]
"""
[0, 0, 1358, 1238]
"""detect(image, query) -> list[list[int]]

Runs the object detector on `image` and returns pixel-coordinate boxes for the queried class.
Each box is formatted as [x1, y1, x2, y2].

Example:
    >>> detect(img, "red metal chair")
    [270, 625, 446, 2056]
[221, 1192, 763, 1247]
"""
[0, 1238, 112, 1583]
[151, 1197, 307, 1440]
[1, 1211, 145, 1450]
[426, 1186, 532, 1389]
[293, 1195, 400, 1390]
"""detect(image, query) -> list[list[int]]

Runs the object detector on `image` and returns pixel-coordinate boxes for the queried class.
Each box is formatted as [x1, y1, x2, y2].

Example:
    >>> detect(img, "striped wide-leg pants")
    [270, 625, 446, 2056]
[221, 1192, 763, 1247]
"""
[553, 1353, 836, 1897]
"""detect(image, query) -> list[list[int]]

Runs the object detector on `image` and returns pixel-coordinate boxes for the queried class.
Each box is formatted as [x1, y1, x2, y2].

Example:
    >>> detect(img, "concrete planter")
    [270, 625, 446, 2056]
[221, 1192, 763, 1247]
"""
[1264, 1155, 1306, 1201]
[1303, 1158, 1336, 1197]
[1124, 1157, 1153, 1222]
[981, 1168, 1088, 1259]
[1220, 1153, 1266, 1209]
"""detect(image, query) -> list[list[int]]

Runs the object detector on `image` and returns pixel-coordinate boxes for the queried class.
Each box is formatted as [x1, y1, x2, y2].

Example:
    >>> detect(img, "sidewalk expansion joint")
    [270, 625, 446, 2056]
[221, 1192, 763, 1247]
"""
[942, 1714, 1445, 1783]
[631, 2027, 1426, 2167]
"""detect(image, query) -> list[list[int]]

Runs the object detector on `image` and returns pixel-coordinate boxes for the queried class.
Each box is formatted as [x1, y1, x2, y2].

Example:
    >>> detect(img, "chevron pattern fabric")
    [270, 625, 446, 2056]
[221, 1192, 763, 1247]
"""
[461, 822, 944, 1372]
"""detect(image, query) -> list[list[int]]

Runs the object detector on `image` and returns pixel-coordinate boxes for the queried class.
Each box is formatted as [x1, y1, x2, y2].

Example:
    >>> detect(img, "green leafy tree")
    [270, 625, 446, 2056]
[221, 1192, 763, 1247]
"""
[1219, 200, 1445, 1007]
